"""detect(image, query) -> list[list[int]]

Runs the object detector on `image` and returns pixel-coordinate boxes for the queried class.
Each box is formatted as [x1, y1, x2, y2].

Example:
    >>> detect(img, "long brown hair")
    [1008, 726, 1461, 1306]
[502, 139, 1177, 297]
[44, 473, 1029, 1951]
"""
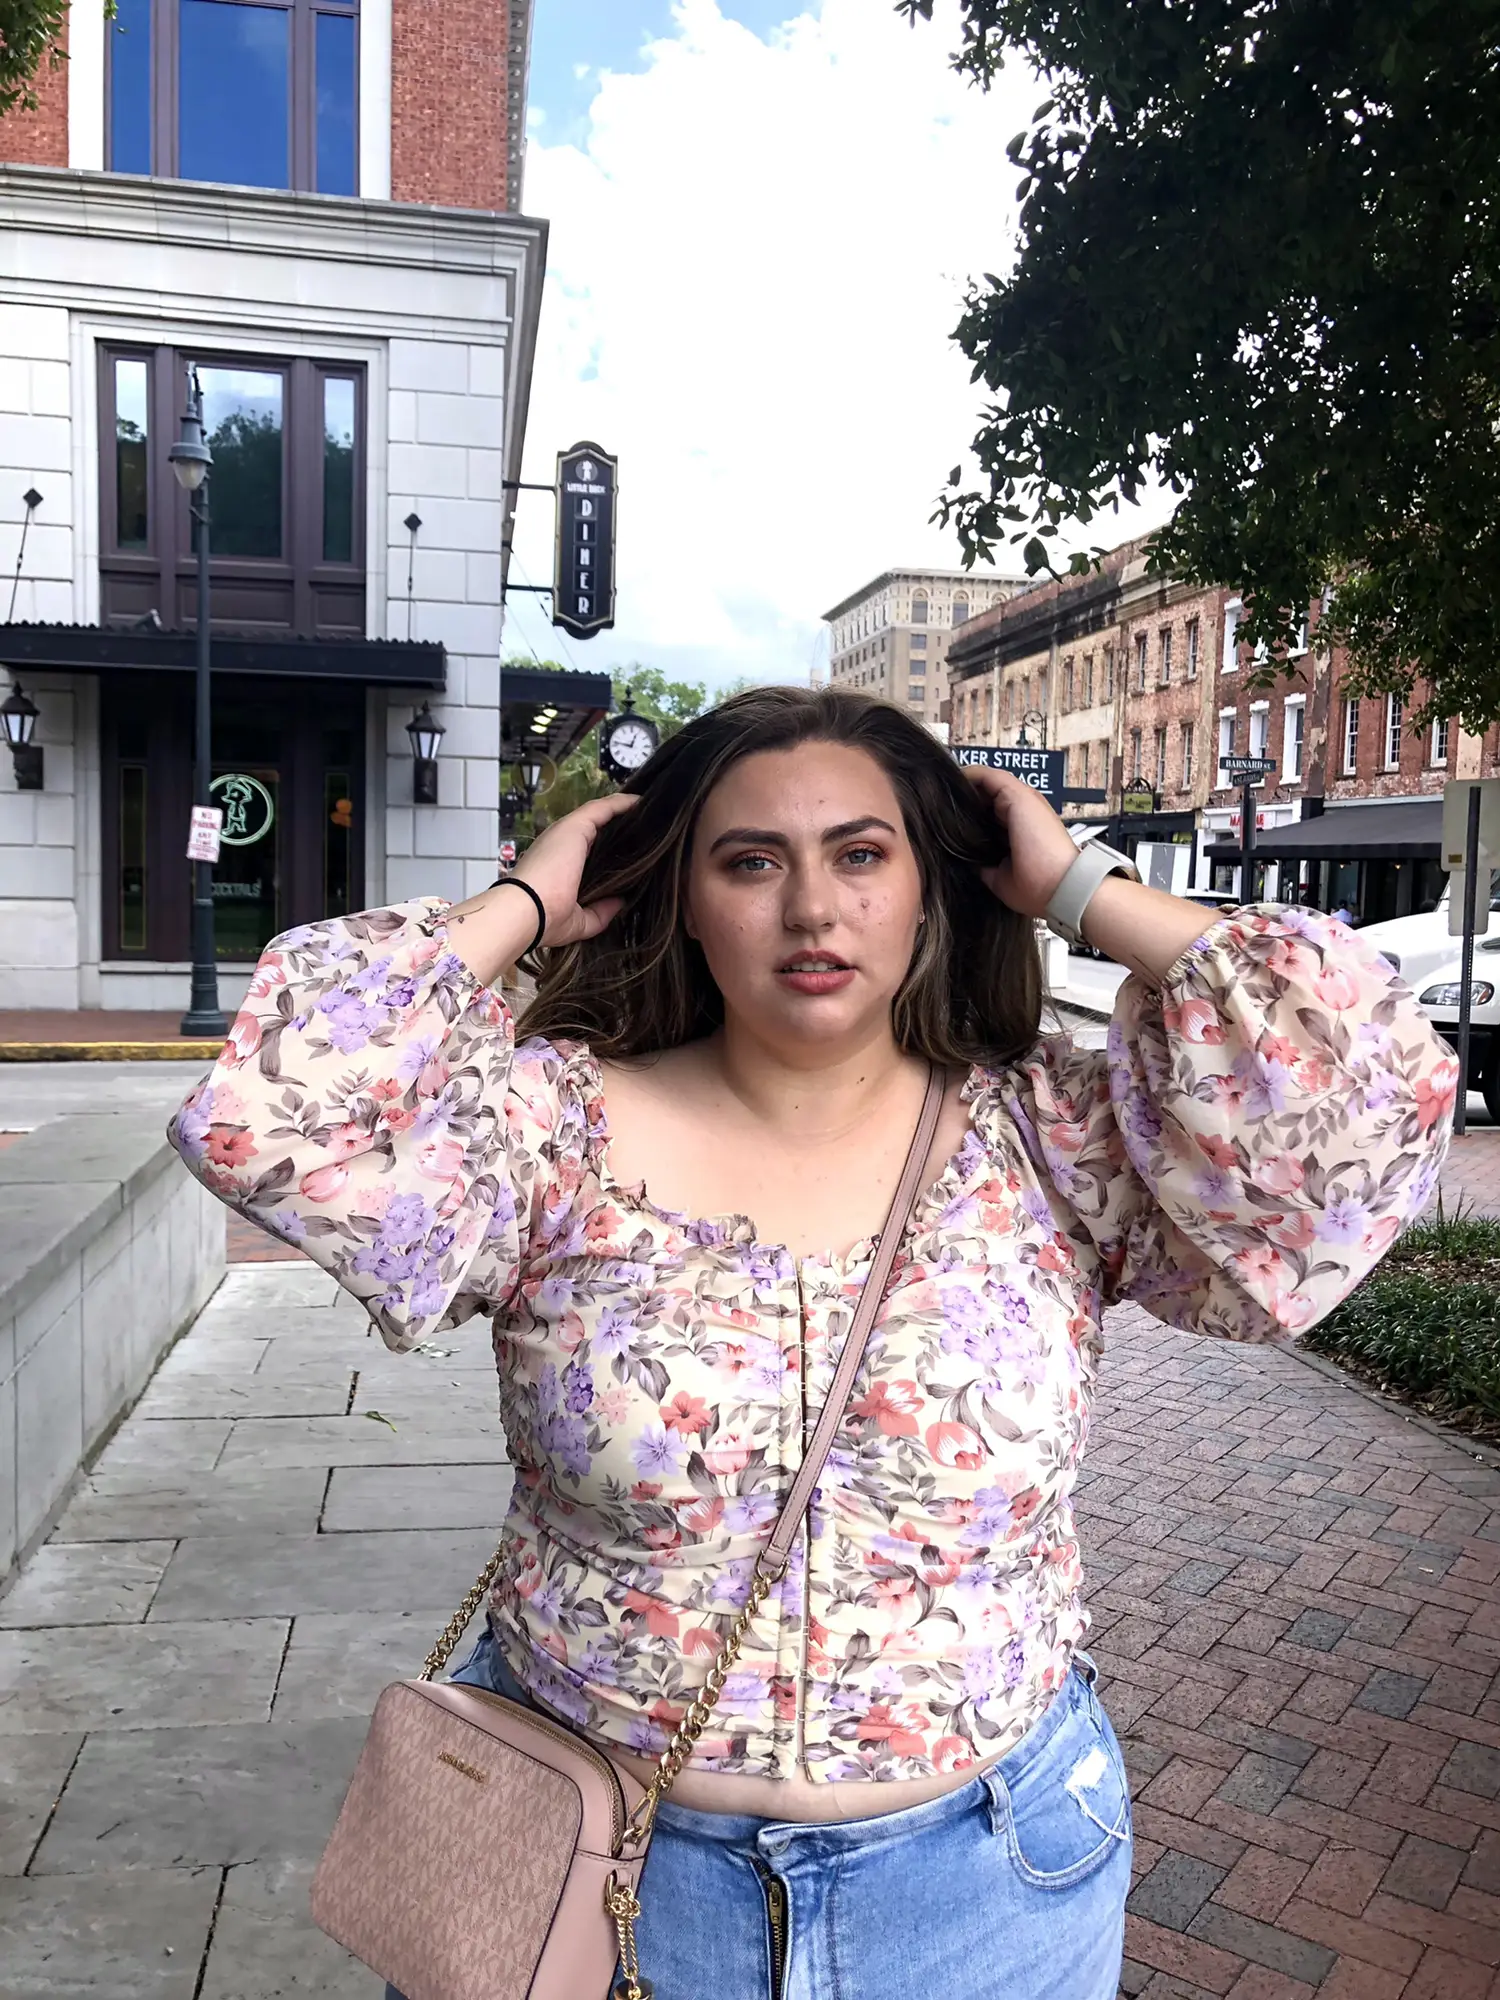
[519, 685, 1042, 1068]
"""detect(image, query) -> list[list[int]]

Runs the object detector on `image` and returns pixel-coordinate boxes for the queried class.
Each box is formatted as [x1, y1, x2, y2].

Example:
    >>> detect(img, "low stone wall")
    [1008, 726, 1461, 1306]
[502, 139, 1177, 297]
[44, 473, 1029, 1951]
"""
[0, 1113, 224, 1581]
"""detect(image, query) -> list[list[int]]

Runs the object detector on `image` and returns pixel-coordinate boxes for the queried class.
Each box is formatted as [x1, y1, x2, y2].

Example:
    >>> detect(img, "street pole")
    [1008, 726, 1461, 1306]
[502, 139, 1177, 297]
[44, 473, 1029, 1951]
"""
[1239, 777, 1256, 901]
[174, 367, 227, 1038]
[1455, 782, 1482, 1138]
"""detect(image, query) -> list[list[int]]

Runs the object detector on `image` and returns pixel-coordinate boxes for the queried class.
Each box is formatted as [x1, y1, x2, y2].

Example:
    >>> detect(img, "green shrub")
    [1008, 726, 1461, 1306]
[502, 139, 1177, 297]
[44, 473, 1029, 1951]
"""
[1306, 1201, 1500, 1432]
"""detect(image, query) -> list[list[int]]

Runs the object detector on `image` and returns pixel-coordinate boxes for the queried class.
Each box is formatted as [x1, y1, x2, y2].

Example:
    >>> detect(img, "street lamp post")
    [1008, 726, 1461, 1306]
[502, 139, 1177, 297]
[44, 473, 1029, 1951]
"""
[169, 366, 227, 1038]
[1015, 708, 1047, 750]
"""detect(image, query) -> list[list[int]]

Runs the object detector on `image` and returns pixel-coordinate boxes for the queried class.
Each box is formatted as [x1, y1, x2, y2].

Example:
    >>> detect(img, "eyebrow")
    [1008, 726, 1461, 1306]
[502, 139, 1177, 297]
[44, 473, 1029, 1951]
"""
[707, 816, 898, 855]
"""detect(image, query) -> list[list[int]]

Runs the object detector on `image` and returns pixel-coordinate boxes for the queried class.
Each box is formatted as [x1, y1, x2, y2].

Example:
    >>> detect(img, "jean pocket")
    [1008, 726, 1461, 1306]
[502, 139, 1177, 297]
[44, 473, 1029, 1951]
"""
[990, 1692, 1132, 1890]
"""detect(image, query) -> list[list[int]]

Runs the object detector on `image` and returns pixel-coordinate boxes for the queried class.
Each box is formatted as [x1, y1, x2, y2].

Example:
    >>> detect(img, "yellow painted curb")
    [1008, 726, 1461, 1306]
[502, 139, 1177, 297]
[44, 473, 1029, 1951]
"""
[0, 1041, 223, 1063]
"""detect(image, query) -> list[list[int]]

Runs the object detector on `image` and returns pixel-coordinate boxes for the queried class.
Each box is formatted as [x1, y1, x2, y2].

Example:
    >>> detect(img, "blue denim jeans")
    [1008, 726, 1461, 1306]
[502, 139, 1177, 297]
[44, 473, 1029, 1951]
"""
[387, 1632, 1130, 2000]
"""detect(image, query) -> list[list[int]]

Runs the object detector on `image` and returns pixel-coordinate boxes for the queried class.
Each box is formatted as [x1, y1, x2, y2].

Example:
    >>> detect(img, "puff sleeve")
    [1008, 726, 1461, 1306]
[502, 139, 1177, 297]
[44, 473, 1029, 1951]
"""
[167, 900, 577, 1351]
[1002, 905, 1456, 1341]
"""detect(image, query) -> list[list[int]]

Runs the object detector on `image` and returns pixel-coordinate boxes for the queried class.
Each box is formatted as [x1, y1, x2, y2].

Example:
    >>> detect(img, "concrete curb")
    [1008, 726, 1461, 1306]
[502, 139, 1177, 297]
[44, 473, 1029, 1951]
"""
[0, 1042, 222, 1063]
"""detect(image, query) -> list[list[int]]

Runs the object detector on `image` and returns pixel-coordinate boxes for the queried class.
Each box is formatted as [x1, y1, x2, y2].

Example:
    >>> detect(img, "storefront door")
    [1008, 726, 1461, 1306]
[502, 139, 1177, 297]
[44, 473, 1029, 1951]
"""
[101, 672, 364, 963]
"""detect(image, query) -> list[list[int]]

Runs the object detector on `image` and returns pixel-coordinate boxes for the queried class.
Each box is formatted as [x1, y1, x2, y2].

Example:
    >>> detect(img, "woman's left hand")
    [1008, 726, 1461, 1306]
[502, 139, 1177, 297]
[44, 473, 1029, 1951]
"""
[965, 767, 1080, 918]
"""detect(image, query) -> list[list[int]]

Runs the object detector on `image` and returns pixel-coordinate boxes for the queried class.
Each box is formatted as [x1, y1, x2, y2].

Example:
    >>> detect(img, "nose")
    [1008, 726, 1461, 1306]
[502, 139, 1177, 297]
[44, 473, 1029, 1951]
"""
[781, 859, 840, 936]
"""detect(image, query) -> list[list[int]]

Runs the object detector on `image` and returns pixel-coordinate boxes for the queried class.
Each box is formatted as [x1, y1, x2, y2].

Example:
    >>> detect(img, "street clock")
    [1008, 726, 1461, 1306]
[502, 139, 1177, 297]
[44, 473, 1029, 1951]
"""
[600, 692, 659, 780]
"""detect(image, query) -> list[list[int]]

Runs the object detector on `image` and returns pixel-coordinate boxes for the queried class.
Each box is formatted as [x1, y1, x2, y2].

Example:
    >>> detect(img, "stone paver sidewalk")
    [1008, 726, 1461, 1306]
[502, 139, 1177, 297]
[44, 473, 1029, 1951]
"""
[5, 1263, 1500, 1996]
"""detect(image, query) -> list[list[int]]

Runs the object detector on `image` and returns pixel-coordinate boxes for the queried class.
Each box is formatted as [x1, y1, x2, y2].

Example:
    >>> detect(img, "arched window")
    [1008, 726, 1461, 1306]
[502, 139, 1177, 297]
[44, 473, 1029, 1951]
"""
[911, 592, 929, 625]
[952, 594, 969, 625]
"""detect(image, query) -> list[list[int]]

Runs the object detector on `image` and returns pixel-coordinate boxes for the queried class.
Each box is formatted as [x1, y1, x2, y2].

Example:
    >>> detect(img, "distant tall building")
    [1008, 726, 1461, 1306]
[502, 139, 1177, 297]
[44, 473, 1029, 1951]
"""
[822, 567, 1025, 728]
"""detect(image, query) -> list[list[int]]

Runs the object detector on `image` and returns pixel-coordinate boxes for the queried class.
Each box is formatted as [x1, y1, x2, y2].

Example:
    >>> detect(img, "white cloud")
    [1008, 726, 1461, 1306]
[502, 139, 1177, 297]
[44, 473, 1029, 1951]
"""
[508, 0, 1155, 688]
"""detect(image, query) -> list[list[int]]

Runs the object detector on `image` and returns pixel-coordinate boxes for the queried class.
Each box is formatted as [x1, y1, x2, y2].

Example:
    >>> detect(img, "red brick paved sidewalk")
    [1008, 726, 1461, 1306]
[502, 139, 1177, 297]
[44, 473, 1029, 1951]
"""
[1092, 1302, 1500, 1999]
[1441, 1129, 1500, 1219]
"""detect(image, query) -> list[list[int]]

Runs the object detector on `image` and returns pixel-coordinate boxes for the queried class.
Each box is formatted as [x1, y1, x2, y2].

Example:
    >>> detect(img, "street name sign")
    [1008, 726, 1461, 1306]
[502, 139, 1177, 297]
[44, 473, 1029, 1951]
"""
[952, 744, 1065, 803]
[553, 441, 617, 640]
[1221, 756, 1276, 779]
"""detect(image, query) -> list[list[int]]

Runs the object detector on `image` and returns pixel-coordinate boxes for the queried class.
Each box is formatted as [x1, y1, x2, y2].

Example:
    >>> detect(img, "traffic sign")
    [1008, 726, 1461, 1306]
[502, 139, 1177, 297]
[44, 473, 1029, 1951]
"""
[952, 744, 1065, 803]
[553, 442, 617, 640]
[1222, 756, 1276, 778]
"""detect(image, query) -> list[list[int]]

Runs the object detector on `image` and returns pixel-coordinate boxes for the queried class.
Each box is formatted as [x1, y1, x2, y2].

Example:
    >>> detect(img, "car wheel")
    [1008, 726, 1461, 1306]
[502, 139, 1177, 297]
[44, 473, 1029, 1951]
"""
[1483, 1056, 1500, 1124]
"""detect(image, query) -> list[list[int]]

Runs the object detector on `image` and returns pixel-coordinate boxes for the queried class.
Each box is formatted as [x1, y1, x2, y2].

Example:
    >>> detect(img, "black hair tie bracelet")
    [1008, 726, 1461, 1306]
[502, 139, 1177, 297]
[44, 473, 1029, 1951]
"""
[489, 876, 548, 954]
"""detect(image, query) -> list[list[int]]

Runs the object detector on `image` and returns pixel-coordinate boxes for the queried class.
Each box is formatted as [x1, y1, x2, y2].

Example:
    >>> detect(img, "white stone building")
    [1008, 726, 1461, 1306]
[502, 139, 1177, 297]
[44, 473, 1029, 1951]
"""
[822, 566, 1025, 730]
[0, 0, 604, 1015]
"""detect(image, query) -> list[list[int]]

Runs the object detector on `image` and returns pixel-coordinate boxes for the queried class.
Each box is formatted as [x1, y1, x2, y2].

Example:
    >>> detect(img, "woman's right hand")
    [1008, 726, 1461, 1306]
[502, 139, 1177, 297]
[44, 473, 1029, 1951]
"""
[444, 792, 639, 982]
[513, 792, 639, 946]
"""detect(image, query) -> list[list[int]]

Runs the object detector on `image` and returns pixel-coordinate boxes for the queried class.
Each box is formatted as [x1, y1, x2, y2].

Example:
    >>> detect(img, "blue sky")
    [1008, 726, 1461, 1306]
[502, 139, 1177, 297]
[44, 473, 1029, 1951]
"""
[529, 2, 811, 147]
[502, 4, 1173, 691]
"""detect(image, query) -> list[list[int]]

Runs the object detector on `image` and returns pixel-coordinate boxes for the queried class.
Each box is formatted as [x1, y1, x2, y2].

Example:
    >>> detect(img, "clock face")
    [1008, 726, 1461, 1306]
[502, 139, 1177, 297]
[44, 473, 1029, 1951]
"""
[607, 718, 656, 770]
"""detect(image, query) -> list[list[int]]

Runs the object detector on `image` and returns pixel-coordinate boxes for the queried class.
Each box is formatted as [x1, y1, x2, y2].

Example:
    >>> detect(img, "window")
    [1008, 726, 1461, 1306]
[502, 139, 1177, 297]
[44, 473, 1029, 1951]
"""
[1249, 703, 1270, 760]
[1186, 619, 1200, 680]
[911, 593, 928, 625]
[1217, 710, 1236, 783]
[1343, 697, 1360, 774]
[1154, 725, 1168, 789]
[1038, 666, 1050, 712]
[100, 345, 364, 638]
[1084, 656, 1094, 706]
[1129, 726, 1143, 779]
[1290, 616, 1309, 656]
[1180, 722, 1194, 790]
[1134, 632, 1148, 690]
[1385, 694, 1403, 769]
[1103, 647, 1114, 700]
[910, 631, 927, 651]
[1064, 660, 1075, 711]
[1222, 599, 1241, 672]
[1004, 682, 1014, 726]
[1432, 716, 1451, 766]
[109, 0, 359, 194]
[1158, 629, 1172, 684]
[1284, 697, 1305, 781]
[952, 594, 969, 625]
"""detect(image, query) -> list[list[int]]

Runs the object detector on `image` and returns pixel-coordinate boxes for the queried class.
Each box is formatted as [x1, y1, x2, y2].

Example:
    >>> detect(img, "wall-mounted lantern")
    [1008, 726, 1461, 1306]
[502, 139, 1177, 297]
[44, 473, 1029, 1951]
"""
[1, 679, 42, 790]
[406, 701, 445, 804]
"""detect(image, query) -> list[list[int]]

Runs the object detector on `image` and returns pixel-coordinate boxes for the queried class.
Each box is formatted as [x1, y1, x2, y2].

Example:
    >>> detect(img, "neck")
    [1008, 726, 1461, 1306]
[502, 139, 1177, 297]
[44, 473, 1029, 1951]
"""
[703, 1014, 921, 1140]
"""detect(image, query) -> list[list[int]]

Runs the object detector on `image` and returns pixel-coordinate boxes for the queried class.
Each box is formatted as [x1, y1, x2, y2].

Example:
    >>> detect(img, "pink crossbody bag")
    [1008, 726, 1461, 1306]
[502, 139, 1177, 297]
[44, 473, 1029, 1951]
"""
[309, 1064, 945, 2000]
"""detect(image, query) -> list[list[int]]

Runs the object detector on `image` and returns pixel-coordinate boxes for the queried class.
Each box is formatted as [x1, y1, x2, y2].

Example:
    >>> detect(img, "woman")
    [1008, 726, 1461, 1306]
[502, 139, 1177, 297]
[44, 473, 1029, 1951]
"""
[171, 687, 1453, 2000]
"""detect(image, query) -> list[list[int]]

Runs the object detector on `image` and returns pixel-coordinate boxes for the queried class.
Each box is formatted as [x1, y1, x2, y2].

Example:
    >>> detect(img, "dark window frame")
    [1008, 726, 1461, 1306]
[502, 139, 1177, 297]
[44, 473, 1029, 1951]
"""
[106, 0, 360, 194]
[98, 341, 365, 640]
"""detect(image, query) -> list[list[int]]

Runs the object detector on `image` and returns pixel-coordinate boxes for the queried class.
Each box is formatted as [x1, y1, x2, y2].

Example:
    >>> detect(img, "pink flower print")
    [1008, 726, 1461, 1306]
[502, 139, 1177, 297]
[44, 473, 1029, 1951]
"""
[1271, 1290, 1320, 1333]
[299, 1162, 350, 1203]
[1265, 936, 1312, 979]
[415, 1135, 465, 1182]
[1267, 1210, 1317, 1252]
[1414, 1062, 1459, 1133]
[416, 1054, 451, 1098]
[1178, 997, 1227, 1044]
[592, 1386, 632, 1426]
[205, 1124, 255, 1169]
[677, 1495, 724, 1537]
[933, 1735, 976, 1773]
[1361, 1215, 1403, 1260]
[851, 1378, 922, 1437]
[1251, 1152, 1305, 1197]
[245, 955, 286, 1000]
[925, 1421, 986, 1471]
[700, 1429, 755, 1475]
[1313, 965, 1361, 1012]
[856, 1702, 928, 1758]
[1231, 1242, 1291, 1293]
[1195, 1132, 1238, 1169]
[661, 1392, 713, 1436]
[220, 1014, 262, 1068]
[324, 1122, 375, 1164]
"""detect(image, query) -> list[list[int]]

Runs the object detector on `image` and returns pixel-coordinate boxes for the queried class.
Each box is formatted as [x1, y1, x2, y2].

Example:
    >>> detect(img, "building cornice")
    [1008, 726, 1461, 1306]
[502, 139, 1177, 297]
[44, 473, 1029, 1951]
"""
[0, 164, 548, 277]
[821, 566, 1025, 624]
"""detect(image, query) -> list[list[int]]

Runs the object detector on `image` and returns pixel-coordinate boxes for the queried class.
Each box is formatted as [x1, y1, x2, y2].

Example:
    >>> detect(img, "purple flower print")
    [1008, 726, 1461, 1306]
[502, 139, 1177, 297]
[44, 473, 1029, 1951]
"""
[627, 1717, 667, 1756]
[593, 1308, 635, 1360]
[172, 1090, 212, 1158]
[564, 1362, 594, 1415]
[346, 955, 393, 994]
[383, 975, 419, 1010]
[273, 1207, 307, 1242]
[409, 1263, 446, 1319]
[1364, 1070, 1400, 1111]
[535, 1274, 577, 1321]
[1020, 1184, 1054, 1229]
[412, 1092, 456, 1140]
[575, 1642, 620, 1686]
[1192, 1164, 1237, 1208]
[723, 1493, 777, 1534]
[1003, 1637, 1028, 1688]
[962, 1645, 1000, 1698]
[316, 988, 384, 1054]
[1123, 1092, 1164, 1144]
[1317, 1195, 1370, 1245]
[385, 1191, 433, 1240]
[530, 1578, 565, 1623]
[1235, 1051, 1294, 1120]
[631, 1422, 687, 1480]
[962, 1487, 1015, 1544]
[433, 951, 467, 985]
[395, 1035, 442, 1085]
[537, 1364, 562, 1414]
[687, 1217, 729, 1249]
[952, 1560, 1000, 1599]
[718, 1671, 766, 1716]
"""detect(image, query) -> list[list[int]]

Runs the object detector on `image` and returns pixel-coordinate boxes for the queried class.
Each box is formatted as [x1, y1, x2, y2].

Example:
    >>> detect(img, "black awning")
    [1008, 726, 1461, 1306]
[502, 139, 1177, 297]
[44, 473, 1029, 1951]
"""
[1205, 799, 1442, 863]
[500, 663, 613, 768]
[0, 622, 446, 688]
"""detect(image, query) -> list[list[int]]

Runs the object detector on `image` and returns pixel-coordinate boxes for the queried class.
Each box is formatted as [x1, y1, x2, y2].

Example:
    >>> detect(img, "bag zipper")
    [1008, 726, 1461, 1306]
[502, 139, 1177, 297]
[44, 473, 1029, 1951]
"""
[755, 1861, 789, 1999]
[457, 1685, 627, 1851]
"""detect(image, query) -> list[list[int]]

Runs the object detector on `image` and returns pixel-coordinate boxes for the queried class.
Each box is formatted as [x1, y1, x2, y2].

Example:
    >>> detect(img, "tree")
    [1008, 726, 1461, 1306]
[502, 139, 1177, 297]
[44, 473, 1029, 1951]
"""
[901, 0, 1500, 726]
[1, 2, 113, 119]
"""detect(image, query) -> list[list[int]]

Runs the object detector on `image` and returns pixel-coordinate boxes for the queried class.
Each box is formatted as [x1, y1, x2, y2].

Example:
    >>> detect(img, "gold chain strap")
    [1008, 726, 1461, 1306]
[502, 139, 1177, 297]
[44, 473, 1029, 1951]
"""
[418, 1545, 507, 1682]
[604, 1555, 783, 2000]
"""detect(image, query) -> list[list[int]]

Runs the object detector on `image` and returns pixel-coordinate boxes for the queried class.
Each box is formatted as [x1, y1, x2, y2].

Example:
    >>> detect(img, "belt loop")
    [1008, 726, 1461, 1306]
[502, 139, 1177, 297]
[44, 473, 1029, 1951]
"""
[1074, 1648, 1099, 1688]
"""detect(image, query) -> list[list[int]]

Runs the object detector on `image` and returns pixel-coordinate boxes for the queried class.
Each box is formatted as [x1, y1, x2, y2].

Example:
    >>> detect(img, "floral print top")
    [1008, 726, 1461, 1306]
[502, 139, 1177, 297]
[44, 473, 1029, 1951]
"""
[169, 900, 1454, 1782]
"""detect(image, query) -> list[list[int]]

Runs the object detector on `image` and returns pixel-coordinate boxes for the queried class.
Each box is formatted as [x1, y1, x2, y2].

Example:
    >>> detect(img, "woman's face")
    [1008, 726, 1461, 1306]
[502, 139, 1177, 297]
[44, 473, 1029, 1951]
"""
[683, 741, 925, 1052]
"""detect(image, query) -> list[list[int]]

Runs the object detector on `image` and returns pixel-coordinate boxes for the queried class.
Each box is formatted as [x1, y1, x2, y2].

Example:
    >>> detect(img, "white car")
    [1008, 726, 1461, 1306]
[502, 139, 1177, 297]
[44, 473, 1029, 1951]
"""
[1361, 891, 1500, 1116]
